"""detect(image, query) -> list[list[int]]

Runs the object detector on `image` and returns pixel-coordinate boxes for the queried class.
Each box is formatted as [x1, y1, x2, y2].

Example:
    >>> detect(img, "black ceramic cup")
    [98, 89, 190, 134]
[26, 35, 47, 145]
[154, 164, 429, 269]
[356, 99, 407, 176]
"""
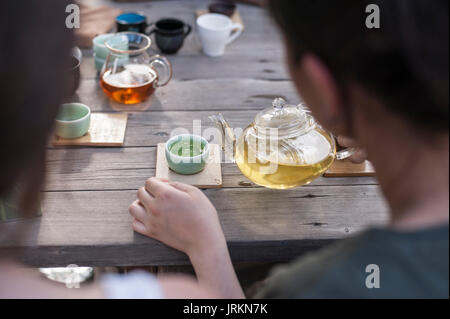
[66, 46, 81, 98]
[148, 18, 192, 54]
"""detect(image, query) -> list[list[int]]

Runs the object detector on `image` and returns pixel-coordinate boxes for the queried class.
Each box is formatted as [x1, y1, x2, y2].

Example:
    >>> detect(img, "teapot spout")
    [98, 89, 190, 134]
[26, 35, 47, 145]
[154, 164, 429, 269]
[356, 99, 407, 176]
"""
[209, 113, 236, 163]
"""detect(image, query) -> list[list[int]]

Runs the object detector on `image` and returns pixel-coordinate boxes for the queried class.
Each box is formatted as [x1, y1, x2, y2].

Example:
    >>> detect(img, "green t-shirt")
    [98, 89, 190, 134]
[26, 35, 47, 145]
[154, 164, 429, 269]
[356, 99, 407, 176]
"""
[256, 225, 449, 299]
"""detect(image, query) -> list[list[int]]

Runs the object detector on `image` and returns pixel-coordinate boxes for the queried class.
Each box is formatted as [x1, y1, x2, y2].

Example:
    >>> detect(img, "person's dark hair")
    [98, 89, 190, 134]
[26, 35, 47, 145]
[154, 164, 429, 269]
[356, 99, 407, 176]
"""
[0, 0, 74, 216]
[268, 0, 449, 132]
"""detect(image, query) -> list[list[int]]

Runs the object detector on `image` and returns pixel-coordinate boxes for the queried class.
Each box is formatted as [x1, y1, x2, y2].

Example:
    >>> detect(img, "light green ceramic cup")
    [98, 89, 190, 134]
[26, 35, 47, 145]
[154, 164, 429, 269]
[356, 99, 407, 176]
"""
[94, 55, 106, 72]
[55, 103, 91, 139]
[165, 134, 210, 175]
[93, 33, 130, 72]
[92, 33, 115, 60]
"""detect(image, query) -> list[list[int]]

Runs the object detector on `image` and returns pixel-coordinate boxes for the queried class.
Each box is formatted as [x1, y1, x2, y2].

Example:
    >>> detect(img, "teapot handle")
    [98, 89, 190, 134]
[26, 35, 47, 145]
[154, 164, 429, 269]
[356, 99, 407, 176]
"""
[336, 148, 357, 160]
[149, 55, 173, 87]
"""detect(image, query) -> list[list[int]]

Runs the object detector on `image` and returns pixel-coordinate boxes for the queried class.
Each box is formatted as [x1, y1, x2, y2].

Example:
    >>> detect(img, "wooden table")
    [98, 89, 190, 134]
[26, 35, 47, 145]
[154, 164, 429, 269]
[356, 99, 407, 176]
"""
[0, 0, 388, 267]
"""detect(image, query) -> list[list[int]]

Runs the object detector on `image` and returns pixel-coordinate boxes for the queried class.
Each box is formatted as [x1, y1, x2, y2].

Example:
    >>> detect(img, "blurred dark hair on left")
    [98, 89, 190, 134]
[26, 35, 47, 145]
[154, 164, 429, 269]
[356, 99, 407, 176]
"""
[0, 0, 74, 217]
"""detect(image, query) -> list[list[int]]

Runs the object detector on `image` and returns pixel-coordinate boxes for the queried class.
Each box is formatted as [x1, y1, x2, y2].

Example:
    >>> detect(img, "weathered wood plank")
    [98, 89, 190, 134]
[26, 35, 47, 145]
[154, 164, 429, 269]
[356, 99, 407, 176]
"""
[72, 79, 298, 112]
[48, 110, 287, 148]
[0, 186, 388, 266]
[81, 53, 289, 81]
[45, 146, 378, 191]
[0, 240, 333, 267]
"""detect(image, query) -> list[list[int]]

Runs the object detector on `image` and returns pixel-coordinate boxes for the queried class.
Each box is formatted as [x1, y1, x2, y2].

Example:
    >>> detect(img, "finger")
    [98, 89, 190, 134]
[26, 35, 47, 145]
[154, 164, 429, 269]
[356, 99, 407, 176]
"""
[169, 181, 197, 193]
[350, 149, 367, 164]
[132, 218, 147, 235]
[137, 187, 158, 214]
[157, 178, 169, 183]
[136, 200, 145, 207]
[337, 136, 359, 148]
[128, 200, 148, 221]
[145, 177, 176, 198]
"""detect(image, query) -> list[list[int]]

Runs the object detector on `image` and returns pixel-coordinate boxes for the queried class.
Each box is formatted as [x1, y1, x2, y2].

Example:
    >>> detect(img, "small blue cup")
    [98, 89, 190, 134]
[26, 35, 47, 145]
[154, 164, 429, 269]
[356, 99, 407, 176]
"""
[116, 12, 151, 33]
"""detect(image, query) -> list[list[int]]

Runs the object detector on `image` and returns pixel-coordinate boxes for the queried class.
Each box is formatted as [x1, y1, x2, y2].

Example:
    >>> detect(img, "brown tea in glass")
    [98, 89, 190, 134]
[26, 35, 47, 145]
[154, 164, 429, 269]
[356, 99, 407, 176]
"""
[100, 64, 157, 104]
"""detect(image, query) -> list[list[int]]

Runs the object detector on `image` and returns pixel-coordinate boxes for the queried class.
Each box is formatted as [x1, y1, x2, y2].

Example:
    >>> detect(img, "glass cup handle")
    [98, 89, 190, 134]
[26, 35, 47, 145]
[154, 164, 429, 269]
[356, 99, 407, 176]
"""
[226, 23, 243, 45]
[336, 148, 357, 160]
[149, 55, 173, 88]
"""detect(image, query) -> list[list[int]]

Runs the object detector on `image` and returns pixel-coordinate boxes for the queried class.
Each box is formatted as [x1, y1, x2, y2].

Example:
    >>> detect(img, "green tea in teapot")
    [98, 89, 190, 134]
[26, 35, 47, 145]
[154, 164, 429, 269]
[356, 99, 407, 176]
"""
[235, 126, 335, 189]
[211, 98, 340, 190]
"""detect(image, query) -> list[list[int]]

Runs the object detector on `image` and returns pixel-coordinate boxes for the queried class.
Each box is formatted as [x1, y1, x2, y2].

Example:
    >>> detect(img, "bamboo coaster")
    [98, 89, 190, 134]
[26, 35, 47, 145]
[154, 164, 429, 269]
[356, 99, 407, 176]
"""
[196, 9, 245, 31]
[156, 143, 223, 188]
[324, 160, 376, 177]
[52, 113, 128, 147]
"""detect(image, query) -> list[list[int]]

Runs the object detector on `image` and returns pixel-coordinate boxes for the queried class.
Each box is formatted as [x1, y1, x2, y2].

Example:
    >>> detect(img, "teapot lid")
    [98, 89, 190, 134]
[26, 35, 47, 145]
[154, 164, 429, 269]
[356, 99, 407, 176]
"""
[253, 97, 315, 138]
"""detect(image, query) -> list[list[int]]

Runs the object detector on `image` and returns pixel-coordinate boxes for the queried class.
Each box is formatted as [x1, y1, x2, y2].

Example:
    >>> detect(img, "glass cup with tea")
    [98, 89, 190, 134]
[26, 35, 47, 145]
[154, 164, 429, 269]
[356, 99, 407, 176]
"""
[100, 32, 172, 105]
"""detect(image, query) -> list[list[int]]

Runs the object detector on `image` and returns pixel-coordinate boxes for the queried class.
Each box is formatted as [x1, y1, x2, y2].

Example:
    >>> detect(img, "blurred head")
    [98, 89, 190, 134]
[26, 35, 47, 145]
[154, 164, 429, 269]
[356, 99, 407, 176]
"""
[0, 0, 74, 215]
[268, 0, 449, 141]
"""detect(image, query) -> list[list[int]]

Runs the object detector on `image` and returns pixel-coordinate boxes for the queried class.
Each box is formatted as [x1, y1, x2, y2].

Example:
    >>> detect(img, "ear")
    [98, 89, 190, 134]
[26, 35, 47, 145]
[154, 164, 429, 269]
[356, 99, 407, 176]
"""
[290, 54, 352, 136]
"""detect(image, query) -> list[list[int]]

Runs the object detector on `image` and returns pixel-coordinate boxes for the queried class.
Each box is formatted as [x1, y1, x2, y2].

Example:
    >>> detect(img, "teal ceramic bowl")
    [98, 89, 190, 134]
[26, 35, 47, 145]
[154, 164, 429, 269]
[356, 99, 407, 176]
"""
[55, 103, 91, 139]
[165, 134, 210, 175]
[93, 33, 130, 72]
[94, 54, 106, 72]
[92, 33, 115, 60]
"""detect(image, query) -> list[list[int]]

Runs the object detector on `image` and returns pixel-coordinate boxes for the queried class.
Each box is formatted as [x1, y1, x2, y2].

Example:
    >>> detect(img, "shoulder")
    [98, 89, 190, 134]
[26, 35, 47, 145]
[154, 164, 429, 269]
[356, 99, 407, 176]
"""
[256, 226, 449, 299]
[255, 232, 368, 299]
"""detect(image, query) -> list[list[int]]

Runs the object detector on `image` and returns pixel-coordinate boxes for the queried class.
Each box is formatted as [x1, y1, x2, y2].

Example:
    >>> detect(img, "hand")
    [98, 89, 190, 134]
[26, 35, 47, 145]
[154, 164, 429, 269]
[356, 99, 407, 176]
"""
[128, 177, 226, 257]
[337, 136, 367, 163]
[130, 178, 244, 298]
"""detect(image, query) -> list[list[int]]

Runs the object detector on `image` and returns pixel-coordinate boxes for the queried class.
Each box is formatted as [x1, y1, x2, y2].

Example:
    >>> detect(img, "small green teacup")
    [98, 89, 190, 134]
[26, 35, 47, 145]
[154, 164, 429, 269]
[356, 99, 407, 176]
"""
[92, 33, 115, 60]
[55, 103, 91, 139]
[165, 134, 210, 175]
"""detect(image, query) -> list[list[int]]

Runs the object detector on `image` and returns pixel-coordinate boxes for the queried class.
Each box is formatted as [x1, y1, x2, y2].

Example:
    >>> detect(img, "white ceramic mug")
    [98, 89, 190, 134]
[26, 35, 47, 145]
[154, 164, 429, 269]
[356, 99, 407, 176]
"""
[196, 13, 243, 57]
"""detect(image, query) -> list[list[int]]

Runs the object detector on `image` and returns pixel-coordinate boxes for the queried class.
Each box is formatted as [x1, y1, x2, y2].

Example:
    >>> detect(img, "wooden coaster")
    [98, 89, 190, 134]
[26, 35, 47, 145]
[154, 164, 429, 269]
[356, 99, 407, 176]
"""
[156, 143, 223, 188]
[196, 9, 245, 31]
[52, 113, 128, 147]
[324, 160, 376, 177]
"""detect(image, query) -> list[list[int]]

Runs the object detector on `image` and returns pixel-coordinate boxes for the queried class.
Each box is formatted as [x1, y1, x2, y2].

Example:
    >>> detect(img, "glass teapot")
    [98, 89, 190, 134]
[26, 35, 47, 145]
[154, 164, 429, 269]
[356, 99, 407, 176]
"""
[100, 32, 172, 105]
[210, 98, 355, 189]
